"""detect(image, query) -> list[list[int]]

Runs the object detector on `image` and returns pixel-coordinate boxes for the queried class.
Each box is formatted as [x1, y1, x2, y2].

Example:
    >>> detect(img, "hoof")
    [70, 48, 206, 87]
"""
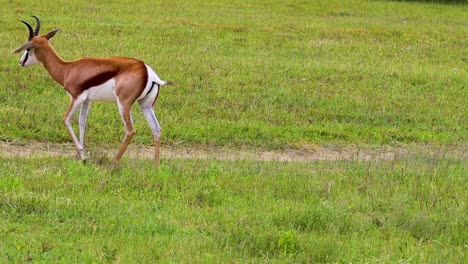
[75, 150, 88, 160]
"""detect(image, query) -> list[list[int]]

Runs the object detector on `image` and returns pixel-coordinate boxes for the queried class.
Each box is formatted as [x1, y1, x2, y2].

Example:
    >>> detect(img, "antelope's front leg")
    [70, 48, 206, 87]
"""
[63, 99, 87, 159]
[115, 100, 136, 161]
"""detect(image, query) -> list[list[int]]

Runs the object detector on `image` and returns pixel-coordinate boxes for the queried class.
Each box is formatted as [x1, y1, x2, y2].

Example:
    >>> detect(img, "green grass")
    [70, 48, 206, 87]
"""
[0, 154, 466, 262]
[1, 1, 467, 263]
[0, 0, 466, 148]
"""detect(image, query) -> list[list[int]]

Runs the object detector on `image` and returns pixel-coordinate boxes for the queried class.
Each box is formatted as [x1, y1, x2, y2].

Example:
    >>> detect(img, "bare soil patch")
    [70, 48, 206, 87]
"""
[1, 140, 466, 162]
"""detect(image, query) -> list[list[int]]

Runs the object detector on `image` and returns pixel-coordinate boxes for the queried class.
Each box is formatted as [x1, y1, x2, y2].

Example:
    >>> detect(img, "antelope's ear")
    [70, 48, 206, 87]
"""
[44, 28, 60, 40]
[13, 42, 36, 54]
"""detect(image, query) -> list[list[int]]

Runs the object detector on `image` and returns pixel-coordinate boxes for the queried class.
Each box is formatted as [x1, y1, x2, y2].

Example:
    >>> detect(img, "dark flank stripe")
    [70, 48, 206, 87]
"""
[81, 71, 118, 90]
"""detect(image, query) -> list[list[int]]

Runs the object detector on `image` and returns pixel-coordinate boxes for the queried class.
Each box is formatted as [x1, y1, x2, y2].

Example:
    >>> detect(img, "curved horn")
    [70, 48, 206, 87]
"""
[31, 15, 41, 36]
[20, 20, 34, 41]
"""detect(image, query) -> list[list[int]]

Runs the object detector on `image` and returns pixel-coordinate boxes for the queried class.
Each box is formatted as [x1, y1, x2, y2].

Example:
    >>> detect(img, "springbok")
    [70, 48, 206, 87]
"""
[13, 16, 168, 166]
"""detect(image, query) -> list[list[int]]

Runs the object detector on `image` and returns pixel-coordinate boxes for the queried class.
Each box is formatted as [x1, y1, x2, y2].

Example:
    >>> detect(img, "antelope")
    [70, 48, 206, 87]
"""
[13, 16, 168, 166]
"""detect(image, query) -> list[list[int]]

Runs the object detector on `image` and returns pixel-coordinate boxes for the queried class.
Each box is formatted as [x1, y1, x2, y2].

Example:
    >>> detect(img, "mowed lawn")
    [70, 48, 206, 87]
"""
[0, 0, 467, 263]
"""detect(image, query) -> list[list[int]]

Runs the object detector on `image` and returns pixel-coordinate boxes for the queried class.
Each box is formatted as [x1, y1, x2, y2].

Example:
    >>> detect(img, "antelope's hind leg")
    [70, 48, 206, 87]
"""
[78, 101, 90, 159]
[139, 102, 162, 166]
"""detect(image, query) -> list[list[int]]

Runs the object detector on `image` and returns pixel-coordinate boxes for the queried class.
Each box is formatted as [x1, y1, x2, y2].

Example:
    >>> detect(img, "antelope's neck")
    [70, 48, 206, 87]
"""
[37, 43, 68, 86]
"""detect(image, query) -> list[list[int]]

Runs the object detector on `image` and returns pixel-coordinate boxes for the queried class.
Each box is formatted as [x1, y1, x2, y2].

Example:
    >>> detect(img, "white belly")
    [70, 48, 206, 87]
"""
[80, 79, 116, 102]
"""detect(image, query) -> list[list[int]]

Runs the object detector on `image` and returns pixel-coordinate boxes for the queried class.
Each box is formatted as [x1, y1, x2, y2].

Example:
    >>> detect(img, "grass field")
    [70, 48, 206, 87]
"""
[1, 154, 466, 262]
[1, 0, 466, 147]
[0, 0, 467, 262]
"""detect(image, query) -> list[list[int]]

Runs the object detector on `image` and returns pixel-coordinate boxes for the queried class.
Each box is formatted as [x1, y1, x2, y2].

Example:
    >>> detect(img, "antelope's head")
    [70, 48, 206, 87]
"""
[13, 16, 60, 67]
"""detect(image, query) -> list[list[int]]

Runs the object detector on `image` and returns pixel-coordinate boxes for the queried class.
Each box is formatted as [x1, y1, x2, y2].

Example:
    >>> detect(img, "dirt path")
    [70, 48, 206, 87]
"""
[1, 140, 466, 162]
